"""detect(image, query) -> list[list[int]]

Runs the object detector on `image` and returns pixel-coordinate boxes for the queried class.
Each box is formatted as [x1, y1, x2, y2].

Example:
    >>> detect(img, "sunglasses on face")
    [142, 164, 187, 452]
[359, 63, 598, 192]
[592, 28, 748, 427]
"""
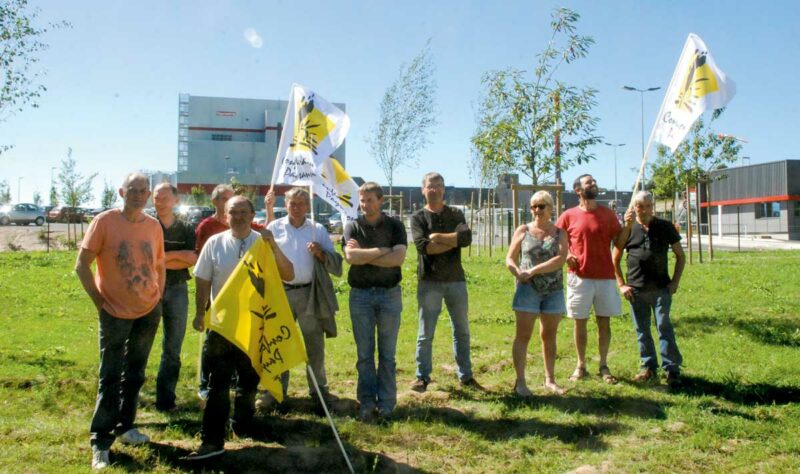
[531, 204, 548, 210]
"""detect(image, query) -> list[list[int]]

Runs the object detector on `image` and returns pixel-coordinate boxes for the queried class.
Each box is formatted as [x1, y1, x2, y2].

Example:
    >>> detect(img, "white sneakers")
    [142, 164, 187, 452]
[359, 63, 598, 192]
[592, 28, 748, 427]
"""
[91, 447, 109, 470]
[117, 428, 150, 445]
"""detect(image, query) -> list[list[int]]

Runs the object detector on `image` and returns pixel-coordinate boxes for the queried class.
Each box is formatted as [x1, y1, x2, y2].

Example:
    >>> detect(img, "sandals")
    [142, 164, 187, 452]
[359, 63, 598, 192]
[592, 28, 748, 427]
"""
[599, 365, 618, 385]
[569, 366, 588, 382]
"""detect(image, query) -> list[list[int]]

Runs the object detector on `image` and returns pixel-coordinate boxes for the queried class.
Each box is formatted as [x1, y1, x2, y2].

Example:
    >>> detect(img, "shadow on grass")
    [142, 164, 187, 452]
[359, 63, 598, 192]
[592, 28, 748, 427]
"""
[111, 423, 429, 473]
[733, 318, 800, 347]
[678, 374, 800, 405]
[398, 404, 623, 450]
[677, 315, 800, 347]
[448, 387, 669, 420]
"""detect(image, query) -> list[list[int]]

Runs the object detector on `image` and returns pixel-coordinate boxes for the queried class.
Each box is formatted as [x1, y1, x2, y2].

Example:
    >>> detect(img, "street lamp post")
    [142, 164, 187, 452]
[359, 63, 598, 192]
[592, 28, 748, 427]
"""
[623, 85, 661, 190]
[604, 142, 626, 207]
[17, 177, 23, 203]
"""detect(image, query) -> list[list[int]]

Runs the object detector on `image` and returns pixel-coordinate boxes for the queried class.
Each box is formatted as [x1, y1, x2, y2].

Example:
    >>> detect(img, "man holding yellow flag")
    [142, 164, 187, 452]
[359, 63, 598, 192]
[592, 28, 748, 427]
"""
[187, 196, 294, 460]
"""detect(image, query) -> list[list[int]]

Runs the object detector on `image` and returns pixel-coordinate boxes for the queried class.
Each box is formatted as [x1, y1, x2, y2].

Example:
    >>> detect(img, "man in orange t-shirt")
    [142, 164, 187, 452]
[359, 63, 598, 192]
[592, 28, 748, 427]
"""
[75, 173, 165, 470]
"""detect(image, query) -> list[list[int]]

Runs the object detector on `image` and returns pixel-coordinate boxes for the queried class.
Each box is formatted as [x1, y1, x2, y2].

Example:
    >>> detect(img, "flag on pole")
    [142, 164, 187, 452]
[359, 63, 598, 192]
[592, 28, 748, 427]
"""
[204, 238, 307, 402]
[313, 156, 361, 220]
[271, 84, 351, 186]
[652, 33, 736, 152]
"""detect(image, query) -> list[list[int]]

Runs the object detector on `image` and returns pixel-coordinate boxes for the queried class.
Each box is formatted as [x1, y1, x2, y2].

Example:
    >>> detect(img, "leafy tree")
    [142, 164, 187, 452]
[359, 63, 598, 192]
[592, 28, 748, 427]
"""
[229, 176, 256, 203]
[367, 40, 438, 195]
[100, 179, 118, 208]
[32, 190, 41, 206]
[56, 147, 96, 243]
[1, 0, 69, 153]
[0, 180, 10, 204]
[472, 7, 601, 185]
[190, 185, 208, 206]
[651, 109, 742, 194]
[49, 184, 58, 206]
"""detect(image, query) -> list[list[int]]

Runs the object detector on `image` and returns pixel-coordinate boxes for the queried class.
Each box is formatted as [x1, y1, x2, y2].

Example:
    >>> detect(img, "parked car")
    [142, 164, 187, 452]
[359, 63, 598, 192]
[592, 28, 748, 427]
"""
[254, 210, 267, 226]
[180, 206, 214, 225]
[327, 212, 344, 234]
[0, 203, 46, 226]
[84, 207, 114, 222]
[47, 206, 86, 223]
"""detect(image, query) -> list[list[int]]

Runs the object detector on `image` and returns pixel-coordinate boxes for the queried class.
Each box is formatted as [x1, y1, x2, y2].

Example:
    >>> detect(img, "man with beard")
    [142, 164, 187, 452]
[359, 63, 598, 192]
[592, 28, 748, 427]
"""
[556, 174, 628, 384]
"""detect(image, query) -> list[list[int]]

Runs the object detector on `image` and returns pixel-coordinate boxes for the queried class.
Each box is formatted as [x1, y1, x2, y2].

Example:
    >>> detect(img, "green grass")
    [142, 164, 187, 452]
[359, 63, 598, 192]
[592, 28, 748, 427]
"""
[1, 248, 799, 473]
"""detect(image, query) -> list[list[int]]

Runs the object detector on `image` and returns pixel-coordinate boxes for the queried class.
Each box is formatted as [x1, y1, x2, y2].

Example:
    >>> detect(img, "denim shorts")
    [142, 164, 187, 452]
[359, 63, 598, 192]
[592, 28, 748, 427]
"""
[512, 283, 566, 315]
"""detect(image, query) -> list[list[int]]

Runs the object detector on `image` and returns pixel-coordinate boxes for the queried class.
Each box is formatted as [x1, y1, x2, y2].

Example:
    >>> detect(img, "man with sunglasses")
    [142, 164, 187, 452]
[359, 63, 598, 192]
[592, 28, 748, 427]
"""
[189, 196, 293, 460]
[557, 174, 628, 384]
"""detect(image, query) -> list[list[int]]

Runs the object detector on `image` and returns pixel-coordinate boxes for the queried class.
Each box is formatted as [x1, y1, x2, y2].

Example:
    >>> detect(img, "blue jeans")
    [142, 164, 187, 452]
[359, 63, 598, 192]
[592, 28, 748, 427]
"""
[349, 286, 402, 413]
[156, 281, 188, 409]
[90, 304, 161, 450]
[630, 288, 682, 373]
[415, 280, 473, 383]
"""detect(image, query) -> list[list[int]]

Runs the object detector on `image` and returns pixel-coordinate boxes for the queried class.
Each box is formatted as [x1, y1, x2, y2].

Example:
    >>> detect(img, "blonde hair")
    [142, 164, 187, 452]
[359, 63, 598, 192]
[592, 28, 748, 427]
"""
[529, 190, 554, 209]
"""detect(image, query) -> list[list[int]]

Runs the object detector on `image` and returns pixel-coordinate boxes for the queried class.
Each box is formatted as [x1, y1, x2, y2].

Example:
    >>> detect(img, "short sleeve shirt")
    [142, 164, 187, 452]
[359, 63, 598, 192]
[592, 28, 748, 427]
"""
[625, 217, 681, 290]
[82, 209, 164, 319]
[159, 217, 196, 285]
[556, 205, 621, 279]
[410, 206, 472, 282]
[343, 213, 407, 289]
[267, 217, 335, 284]
[195, 217, 228, 253]
[194, 229, 259, 299]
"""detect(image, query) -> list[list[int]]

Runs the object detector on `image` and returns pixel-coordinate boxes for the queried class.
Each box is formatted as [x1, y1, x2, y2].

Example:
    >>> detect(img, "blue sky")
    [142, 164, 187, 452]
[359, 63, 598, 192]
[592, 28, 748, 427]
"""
[2, 0, 798, 205]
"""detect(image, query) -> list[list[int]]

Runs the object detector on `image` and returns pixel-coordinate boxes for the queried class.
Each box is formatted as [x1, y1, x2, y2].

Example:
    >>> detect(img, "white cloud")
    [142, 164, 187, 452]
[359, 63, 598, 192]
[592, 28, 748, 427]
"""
[243, 28, 263, 48]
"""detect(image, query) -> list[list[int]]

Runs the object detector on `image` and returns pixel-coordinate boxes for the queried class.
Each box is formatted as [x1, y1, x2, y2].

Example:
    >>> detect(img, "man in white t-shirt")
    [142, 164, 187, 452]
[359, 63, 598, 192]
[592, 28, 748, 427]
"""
[186, 196, 293, 460]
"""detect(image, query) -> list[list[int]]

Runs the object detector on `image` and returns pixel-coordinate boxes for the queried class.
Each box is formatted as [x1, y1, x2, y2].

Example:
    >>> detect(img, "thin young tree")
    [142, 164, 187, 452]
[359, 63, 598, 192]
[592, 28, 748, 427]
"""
[472, 7, 601, 186]
[100, 179, 118, 208]
[56, 147, 96, 246]
[0, 180, 11, 204]
[0, 0, 69, 153]
[32, 191, 42, 206]
[367, 40, 438, 196]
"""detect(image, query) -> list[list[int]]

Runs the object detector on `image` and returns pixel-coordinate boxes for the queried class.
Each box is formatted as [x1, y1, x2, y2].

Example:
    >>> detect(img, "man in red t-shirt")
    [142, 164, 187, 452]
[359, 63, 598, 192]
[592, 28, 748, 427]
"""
[556, 174, 628, 384]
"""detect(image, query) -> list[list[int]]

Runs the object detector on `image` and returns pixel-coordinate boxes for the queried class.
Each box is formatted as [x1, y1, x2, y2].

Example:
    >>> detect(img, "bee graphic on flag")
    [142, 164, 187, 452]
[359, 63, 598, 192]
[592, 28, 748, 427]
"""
[674, 49, 720, 113]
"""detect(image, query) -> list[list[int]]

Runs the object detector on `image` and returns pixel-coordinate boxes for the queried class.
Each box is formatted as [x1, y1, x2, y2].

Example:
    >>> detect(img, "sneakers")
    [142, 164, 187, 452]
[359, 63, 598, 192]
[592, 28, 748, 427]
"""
[460, 377, 485, 391]
[633, 367, 657, 383]
[117, 428, 150, 445]
[185, 443, 225, 461]
[91, 447, 109, 470]
[666, 370, 682, 389]
[410, 378, 429, 393]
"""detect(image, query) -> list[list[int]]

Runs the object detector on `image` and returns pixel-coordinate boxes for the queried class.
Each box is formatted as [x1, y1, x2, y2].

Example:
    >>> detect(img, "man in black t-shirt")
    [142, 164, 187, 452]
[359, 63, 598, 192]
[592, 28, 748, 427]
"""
[409, 172, 482, 392]
[153, 183, 197, 411]
[613, 191, 686, 388]
[342, 182, 407, 421]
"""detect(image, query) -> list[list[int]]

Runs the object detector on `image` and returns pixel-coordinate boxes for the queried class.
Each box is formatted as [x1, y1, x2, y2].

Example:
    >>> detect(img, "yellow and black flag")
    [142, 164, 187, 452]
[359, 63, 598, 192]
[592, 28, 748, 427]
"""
[653, 33, 736, 152]
[204, 238, 307, 402]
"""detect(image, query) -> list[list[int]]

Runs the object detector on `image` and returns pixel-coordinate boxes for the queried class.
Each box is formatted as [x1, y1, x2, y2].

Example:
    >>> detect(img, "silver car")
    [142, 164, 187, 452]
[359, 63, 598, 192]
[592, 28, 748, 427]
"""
[0, 203, 46, 226]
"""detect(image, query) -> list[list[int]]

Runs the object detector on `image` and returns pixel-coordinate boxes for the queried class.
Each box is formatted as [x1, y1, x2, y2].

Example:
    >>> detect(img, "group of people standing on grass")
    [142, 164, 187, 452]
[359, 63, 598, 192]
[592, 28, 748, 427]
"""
[506, 173, 686, 398]
[75, 170, 685, 469]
